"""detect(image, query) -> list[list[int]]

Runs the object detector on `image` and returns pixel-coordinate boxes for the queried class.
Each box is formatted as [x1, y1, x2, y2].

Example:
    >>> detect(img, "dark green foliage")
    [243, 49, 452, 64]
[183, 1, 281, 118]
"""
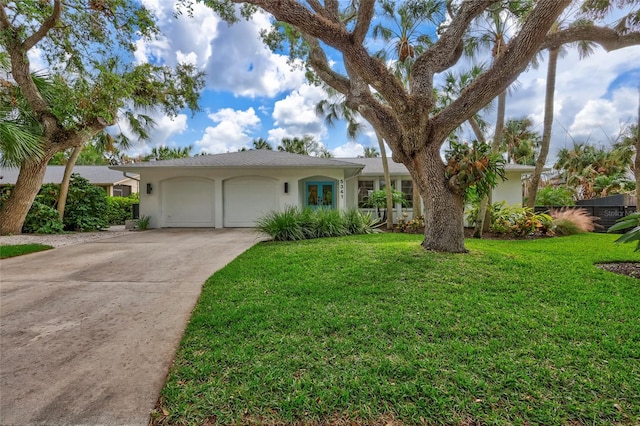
[257, 207, 379, 241]
[0, 243, 52, 258]
[106, 196, 138, 225]
[62, 174, 108, 231]
[535, 186, 576, 206]
[22, 201, 64, 234]
[445, 140, 506, 197]
[361, 188, 407, 208]
[608, 212, 640, 251]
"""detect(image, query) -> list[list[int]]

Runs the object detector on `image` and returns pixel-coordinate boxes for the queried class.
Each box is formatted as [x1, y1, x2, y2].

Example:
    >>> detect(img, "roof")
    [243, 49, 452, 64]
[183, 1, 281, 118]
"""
[110, 150, 365, 170]
[0, 165, 137, 186]
[341, 157, 413, 176]
[341, 157, 539, 176]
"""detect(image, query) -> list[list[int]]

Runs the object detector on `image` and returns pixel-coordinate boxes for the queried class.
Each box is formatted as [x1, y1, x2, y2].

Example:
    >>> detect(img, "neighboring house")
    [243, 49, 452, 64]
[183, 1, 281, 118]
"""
[0, 166, 140, 196]
[110, 150, 536, 229]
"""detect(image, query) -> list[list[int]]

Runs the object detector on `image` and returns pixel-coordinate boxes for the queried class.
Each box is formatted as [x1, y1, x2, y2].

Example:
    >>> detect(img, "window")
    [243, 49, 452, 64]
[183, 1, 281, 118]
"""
[401, 180, 413, 208]
[113, 184, 132, 197]
[358, 180, 374, 207]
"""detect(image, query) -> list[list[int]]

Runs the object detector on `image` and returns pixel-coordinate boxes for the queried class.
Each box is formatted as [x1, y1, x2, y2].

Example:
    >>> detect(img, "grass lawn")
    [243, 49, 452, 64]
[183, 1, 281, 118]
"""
[156, 233, 639, 425]
[0, 244, 53, 259]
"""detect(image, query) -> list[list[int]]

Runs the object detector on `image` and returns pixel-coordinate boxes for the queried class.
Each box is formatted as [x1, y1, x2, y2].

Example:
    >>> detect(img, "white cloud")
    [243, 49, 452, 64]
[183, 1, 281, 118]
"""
[568, 87, 638, 141]
[332, 141, 365, 157]
[268, 84, 329, 142]
[501, 46, 640, 162]
[195, 107, 261, 153]
[116, 111, 188, 156]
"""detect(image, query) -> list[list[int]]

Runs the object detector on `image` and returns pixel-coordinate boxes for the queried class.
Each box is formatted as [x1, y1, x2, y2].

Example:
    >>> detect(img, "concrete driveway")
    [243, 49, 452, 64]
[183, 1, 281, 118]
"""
[0, 228, 263, 425]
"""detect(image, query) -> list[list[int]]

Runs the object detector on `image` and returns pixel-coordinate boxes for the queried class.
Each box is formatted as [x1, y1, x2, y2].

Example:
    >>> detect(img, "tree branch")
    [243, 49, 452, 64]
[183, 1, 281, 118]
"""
[541, 25, 640, 52]
[352, 0, 374, 44]
[22, 0, 62, 51]
[303, 34, 350, 94]
[432, 0, 572, 140]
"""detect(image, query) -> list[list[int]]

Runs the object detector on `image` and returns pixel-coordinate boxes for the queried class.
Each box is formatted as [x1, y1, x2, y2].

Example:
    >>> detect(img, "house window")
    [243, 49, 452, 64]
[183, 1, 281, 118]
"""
[113, 184, 132, 197]
[401, 180, 413, 208]
[358, 180, 374, 207]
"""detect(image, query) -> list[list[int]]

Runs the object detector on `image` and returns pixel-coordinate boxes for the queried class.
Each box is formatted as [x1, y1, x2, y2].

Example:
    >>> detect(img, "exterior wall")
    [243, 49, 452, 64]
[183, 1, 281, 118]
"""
[492, 170, 525, 206]
[137, 167, 348, 228]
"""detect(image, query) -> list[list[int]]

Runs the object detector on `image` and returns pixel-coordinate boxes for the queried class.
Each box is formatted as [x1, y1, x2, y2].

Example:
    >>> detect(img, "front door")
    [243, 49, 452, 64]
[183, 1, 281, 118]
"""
[306, 182, 334, 209]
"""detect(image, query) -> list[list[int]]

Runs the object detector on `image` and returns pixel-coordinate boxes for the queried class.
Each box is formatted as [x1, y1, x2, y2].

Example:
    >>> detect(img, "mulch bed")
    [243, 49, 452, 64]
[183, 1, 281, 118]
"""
[596, 262, 640, 279]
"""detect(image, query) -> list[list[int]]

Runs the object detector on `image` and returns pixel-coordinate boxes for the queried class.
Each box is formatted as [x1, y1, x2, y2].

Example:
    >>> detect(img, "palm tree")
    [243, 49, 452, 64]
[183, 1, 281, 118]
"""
[316, 86, 395, 228]
[527, 15, 596, 208]
[466, 3, 529, 237]
[252, 138, 273, 150]
[144, 145, 192, 161]
[363, 147, 379, 158]
[501, 118, 540, 165]
[277, 136, 310, 155]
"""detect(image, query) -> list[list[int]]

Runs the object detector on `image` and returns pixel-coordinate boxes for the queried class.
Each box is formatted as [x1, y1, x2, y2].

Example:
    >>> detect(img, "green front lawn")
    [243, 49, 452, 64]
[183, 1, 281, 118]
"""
[0, 244, 53, 259]
[156, 233, 640, 425]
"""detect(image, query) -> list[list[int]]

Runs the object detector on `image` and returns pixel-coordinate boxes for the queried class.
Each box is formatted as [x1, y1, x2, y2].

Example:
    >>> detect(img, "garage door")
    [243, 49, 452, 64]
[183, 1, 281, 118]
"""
[162, 177, 215, 227]
[224, 177, 278, 227]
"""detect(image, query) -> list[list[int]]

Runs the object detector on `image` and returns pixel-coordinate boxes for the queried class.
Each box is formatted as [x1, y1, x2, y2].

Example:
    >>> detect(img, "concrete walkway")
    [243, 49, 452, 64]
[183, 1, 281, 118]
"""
[0, 229, 263, 425]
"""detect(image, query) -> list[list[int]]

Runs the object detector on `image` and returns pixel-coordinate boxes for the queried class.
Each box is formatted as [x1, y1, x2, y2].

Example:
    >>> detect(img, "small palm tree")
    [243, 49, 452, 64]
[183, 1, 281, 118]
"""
[363, 147, 379, 158]
[252, 138, 273, 150]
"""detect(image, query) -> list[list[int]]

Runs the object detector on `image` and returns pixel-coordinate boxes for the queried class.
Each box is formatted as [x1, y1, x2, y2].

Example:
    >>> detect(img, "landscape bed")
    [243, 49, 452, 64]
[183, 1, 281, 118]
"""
[154, 233, 639, 425]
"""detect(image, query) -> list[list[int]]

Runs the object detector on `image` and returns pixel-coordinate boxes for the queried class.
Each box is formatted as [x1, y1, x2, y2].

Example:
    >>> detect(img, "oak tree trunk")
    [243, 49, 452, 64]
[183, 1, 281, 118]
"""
[527, 47, 559, 208]
[408, 147, 467, 253]
[0, 156, 53, 235]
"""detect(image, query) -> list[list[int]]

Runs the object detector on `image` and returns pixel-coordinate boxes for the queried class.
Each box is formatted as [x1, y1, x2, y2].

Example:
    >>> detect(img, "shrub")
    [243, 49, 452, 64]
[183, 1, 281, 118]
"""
[256, 206, 306, 241]
[550, 208, 597, 236]
[607, 211, 640, 251]
[535, 186, 575, 206]
[398, 215, 425, 233]
[257, 207, 380, 241]
[135, 215, 151, 230]
[62, 174, 108, 231]
[22, 201, 64, 234]
[344, 208, 379, 235]
[490, 202, 553, 237]
[306, 207, 348, 239]
[106, 196, 137, 225]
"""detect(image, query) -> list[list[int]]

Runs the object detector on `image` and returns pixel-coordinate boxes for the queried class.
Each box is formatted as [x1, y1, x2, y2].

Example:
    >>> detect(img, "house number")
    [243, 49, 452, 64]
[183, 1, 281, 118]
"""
[339, 179, 344, 199]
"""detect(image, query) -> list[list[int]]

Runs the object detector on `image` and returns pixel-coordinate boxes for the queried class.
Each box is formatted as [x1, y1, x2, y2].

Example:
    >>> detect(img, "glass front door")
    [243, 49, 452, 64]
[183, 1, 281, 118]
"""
[306, 182, 334, 208]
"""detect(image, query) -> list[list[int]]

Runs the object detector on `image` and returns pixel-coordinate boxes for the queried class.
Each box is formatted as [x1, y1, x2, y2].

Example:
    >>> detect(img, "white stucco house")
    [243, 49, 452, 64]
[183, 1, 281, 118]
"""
[110, 150, 536, 228]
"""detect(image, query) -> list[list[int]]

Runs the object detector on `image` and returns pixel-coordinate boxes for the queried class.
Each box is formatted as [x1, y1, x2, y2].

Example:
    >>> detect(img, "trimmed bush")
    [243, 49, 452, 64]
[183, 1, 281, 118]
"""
[22, 201, 64, 234]
[63, 174, 108, 231]
[257, 207, 380, 241]
[535, 186, 575, 206]
[106, 196, 137, 225]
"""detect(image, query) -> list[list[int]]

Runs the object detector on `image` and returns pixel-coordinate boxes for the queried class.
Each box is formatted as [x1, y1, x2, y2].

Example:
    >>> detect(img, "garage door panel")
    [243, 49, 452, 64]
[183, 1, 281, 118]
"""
[224, 178, 277, 227]
[162, 178, 215, 227]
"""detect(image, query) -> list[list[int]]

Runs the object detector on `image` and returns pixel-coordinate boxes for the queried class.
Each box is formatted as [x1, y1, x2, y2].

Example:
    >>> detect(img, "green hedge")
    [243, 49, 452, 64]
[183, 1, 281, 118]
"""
[106, 196, 138, 225]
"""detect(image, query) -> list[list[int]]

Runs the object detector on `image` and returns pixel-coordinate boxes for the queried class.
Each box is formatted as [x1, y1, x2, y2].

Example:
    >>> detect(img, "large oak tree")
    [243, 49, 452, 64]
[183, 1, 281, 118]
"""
[199, 0, 639, 252]
[0, 0, 204, 235]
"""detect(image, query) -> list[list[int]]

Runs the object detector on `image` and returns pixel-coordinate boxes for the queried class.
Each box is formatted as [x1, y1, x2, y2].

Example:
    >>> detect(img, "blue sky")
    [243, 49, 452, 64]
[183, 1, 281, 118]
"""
[58, 1, 640, 161]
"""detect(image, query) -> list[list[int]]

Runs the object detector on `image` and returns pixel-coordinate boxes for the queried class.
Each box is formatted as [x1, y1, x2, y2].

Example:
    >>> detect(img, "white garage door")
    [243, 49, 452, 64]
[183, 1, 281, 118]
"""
[224, 177, 278, 227]
[162, 178, 215, 227]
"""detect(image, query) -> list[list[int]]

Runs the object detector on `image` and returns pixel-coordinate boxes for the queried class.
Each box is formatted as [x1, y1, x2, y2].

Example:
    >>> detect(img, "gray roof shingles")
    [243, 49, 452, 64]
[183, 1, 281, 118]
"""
[110, 150, 365, 170]
[0, 166, 136, 186]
